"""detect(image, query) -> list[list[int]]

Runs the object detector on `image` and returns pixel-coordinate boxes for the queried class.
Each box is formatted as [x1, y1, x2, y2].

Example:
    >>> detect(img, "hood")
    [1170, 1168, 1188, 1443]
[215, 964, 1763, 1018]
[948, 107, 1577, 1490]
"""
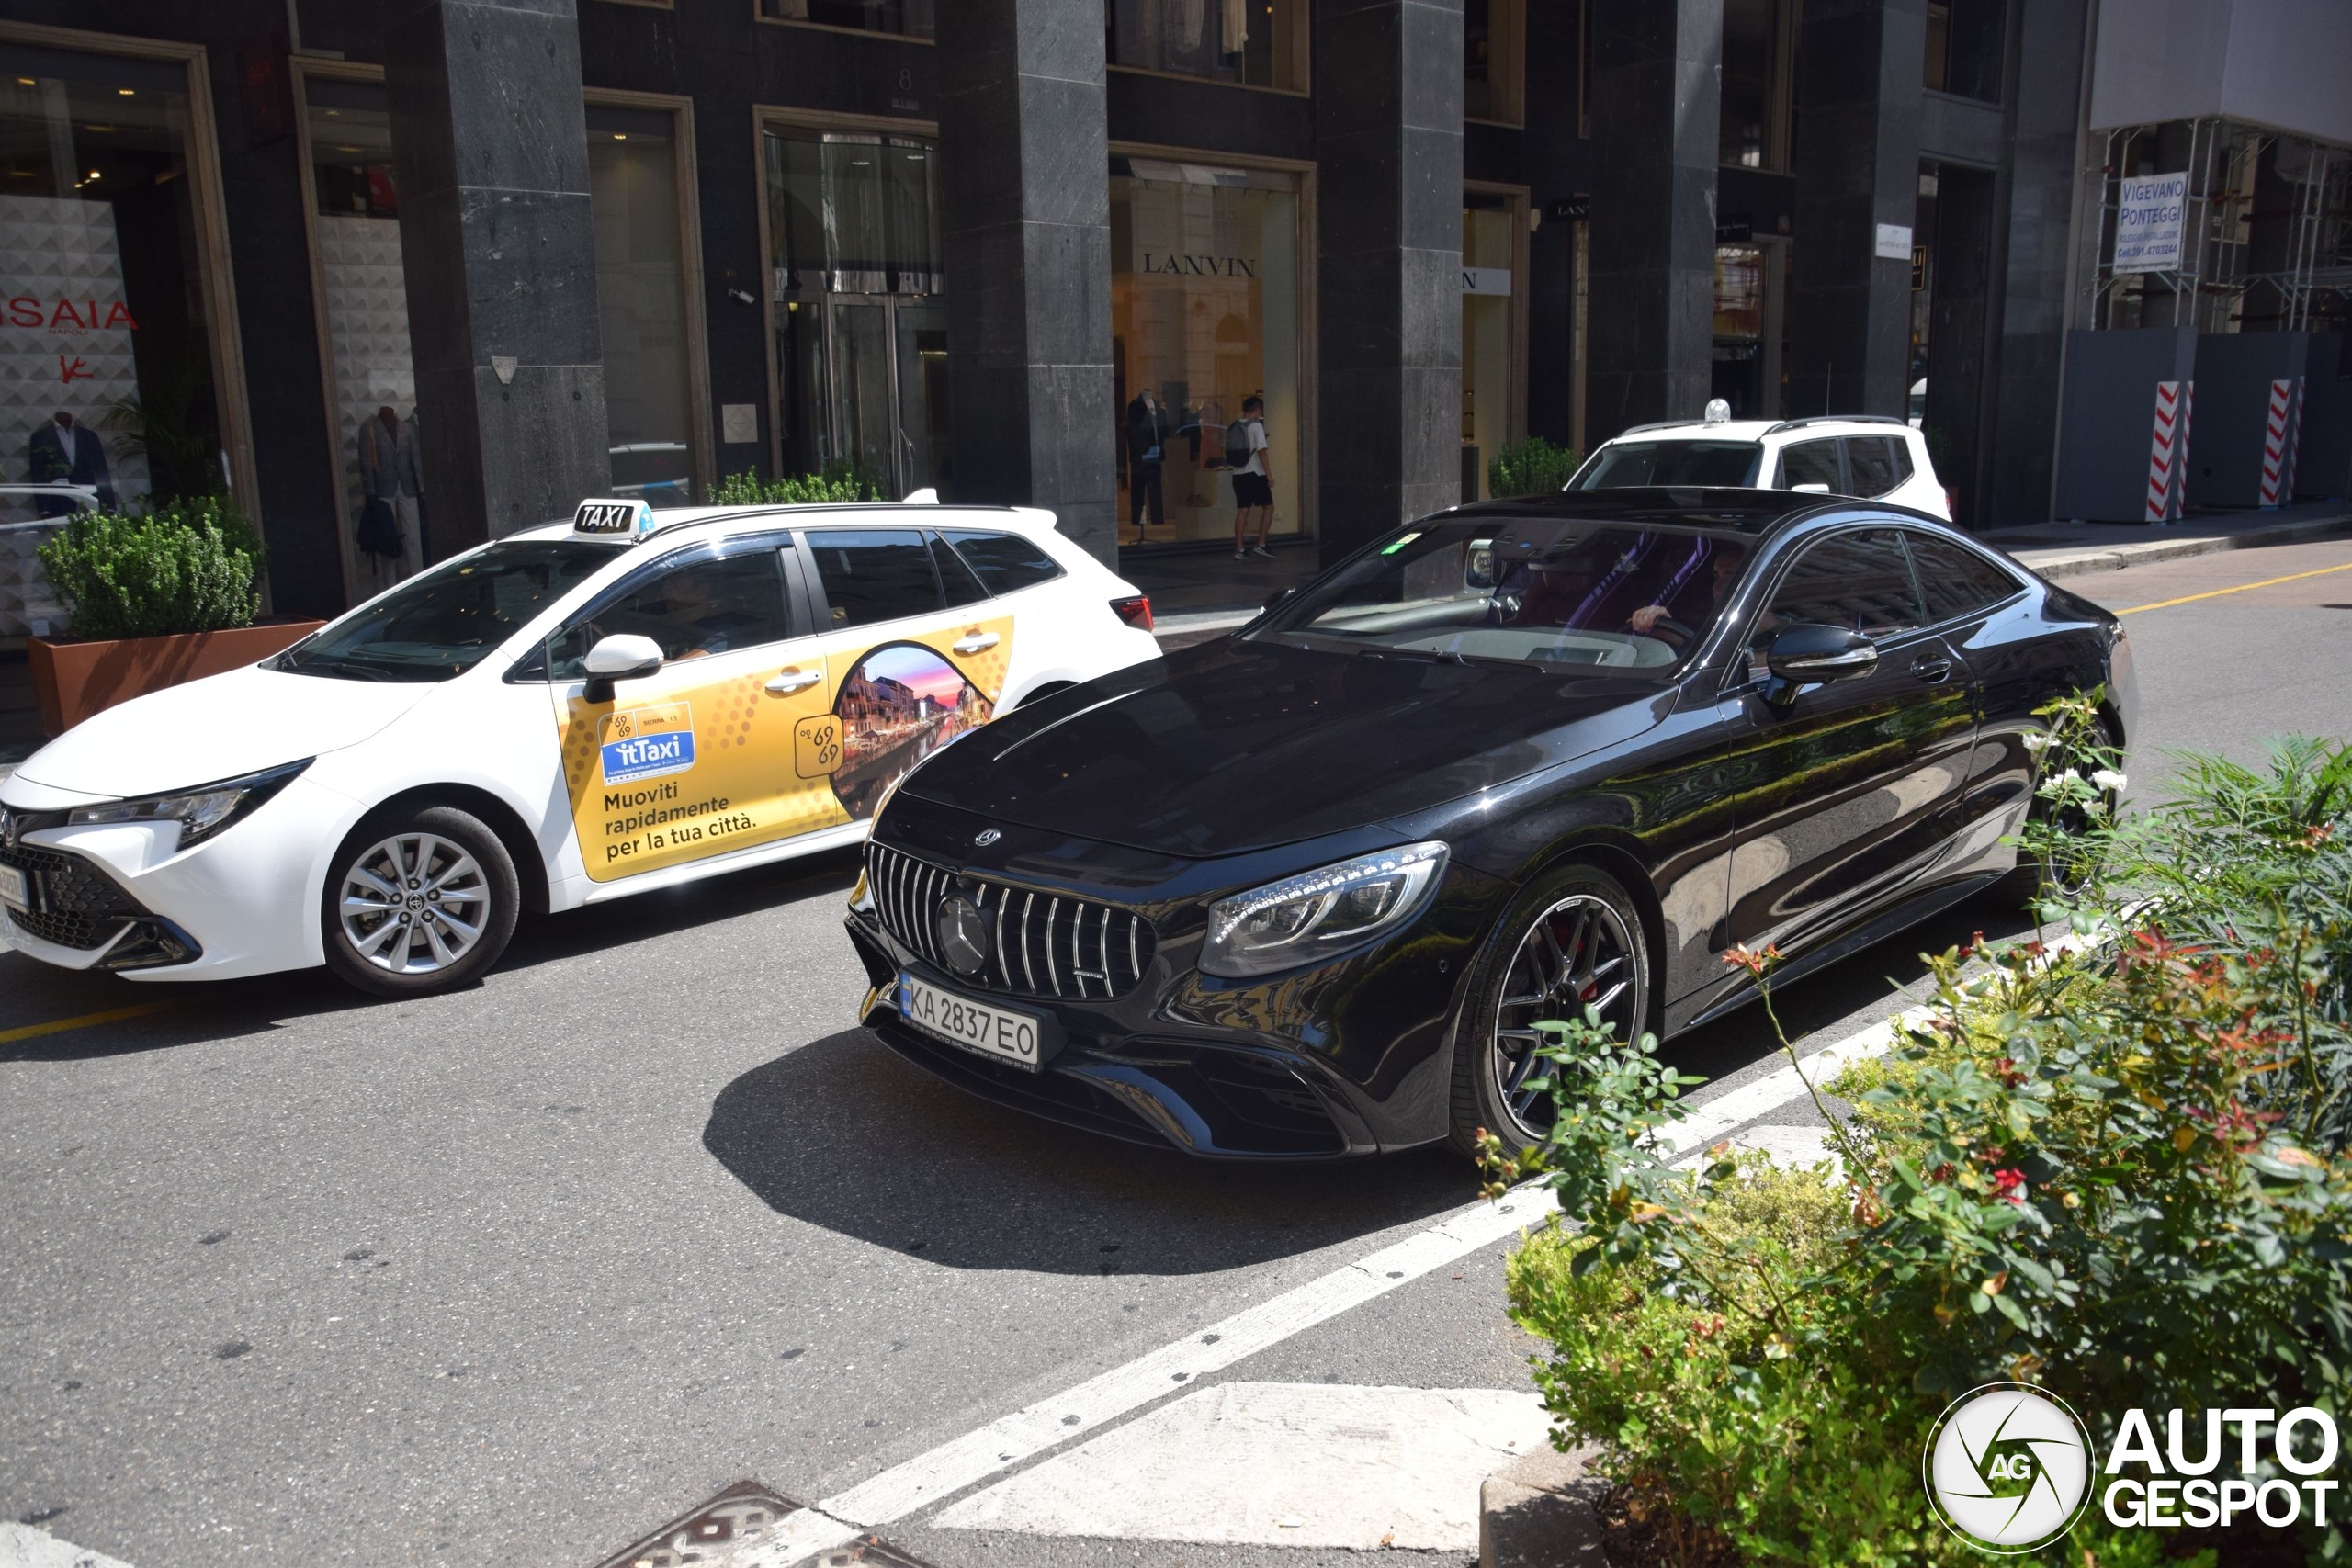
[901, 639, 1669, 857]
[12, 662, 437, 799]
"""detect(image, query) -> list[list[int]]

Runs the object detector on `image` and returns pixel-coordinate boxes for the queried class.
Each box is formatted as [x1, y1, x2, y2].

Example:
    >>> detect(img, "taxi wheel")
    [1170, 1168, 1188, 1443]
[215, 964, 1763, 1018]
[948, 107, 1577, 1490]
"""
[322, 805, 520, 998]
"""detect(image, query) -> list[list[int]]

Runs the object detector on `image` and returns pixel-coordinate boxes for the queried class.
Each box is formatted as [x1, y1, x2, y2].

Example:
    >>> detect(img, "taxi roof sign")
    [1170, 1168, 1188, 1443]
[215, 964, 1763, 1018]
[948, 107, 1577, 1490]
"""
[573, 498, 654, 539]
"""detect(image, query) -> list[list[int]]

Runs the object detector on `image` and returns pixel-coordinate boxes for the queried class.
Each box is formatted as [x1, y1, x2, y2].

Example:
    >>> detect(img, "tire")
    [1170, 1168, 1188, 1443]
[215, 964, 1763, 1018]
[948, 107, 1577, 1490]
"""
[1448, 863, 1652, 1159]
[1995, 717, 2120, 910]
[321, 804, 521, 998]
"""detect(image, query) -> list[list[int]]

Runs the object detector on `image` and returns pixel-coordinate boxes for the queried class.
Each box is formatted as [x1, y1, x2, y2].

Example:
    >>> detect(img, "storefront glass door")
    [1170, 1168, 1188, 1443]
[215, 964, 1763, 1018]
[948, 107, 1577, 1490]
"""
[766, 127, 946, 500]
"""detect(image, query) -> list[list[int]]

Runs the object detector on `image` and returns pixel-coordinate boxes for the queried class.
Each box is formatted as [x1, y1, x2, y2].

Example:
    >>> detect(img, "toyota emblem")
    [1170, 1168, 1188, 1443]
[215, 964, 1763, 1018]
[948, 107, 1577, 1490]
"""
[973, 827, 1002, 848]
[935, 894, 991, 977]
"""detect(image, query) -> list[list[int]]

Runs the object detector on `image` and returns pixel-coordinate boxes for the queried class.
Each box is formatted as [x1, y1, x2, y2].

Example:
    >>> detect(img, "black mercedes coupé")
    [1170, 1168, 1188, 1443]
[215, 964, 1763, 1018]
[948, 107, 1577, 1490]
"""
[841, 488, 2136, 1159]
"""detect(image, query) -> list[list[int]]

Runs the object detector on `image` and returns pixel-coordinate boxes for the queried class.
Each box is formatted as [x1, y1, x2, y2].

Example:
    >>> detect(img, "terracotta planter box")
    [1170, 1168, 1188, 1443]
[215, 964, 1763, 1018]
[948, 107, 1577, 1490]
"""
[29, 620, 327, 736]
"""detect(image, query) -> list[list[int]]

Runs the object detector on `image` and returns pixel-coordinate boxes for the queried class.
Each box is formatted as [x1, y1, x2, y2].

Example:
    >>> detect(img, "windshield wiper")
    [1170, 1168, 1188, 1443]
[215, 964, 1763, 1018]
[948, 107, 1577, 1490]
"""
[287, 655, 399, 682]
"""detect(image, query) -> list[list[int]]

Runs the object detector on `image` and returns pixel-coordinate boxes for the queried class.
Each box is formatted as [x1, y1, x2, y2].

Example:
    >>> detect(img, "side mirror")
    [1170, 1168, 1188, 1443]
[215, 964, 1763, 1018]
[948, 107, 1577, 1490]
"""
[582, 632, 664, 703]
[1764, 623, 1877, 705]
[1263, 586, 1296, 613]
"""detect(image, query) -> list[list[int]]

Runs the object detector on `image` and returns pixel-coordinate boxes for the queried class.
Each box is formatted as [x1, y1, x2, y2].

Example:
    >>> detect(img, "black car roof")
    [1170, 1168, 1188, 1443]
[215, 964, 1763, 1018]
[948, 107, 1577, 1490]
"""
[1436, 486, 1829, 534]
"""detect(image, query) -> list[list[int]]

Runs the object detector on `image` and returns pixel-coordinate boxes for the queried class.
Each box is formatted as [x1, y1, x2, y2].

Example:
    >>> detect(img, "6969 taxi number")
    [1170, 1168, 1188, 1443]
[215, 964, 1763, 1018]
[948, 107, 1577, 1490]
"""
[898, 971, 1043, 1072]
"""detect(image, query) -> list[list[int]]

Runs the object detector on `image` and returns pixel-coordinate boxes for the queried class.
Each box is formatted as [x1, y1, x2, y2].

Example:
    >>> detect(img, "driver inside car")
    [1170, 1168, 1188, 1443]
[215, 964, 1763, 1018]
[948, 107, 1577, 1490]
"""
[1628, 542, 1747, 647]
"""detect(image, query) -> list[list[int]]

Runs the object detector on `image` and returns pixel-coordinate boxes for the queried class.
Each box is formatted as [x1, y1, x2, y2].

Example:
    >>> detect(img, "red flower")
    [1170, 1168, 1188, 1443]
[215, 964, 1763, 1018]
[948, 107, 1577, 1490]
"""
[1724, 942, 1783, 977]
[1991, 1168, 2028, 1204]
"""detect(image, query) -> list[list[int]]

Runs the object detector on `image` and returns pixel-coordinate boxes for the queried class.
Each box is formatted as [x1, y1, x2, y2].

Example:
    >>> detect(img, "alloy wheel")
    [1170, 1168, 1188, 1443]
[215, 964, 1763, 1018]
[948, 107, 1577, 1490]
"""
[337, 832, 492, 975]
[1489, 893, 1640, 1141]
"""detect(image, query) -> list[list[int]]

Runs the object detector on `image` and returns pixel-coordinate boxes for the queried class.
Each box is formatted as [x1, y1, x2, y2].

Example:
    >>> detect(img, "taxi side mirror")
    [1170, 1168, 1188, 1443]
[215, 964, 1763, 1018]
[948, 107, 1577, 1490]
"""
[582, 633, 664, 703]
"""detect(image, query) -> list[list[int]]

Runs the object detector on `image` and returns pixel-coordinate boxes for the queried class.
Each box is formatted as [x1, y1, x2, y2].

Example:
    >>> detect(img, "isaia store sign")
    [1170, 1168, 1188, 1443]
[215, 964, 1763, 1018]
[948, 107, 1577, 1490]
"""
[7, 294, 139, 333]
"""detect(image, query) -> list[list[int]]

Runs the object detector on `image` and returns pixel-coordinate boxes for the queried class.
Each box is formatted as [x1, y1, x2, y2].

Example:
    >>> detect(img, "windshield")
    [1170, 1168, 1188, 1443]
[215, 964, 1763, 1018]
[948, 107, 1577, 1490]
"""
[1253, 518, 1750, 675]
[277, 539, 614, 682]
[1569, 439, 1763, 490]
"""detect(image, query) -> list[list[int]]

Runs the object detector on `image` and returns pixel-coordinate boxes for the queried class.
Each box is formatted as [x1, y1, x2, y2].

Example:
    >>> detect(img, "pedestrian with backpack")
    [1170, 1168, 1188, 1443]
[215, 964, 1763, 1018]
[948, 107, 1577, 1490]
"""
[1227, 394, 1273, 559]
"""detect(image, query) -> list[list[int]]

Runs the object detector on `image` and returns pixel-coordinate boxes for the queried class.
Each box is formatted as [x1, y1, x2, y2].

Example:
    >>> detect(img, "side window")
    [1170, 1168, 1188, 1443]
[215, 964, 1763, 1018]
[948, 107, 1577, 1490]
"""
[1765, 528, 1923, 639]
[940, 529, 1064, 596]
[548, 548, 792, 679]
[1905, 534, 2022, 624]
[1886, 437, 1917, 486]
[1844, 437, 1900, 499]
[1776, 439, 1843, 492]
[805, 528, 943, 630]
[928, 531, 990, 608]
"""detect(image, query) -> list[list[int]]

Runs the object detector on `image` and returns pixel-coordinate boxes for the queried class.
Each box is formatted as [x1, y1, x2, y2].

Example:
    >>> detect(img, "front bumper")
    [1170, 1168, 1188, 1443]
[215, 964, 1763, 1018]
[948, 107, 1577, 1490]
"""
[0, 775, 354, 981]
[842, 798, 1505, 1158]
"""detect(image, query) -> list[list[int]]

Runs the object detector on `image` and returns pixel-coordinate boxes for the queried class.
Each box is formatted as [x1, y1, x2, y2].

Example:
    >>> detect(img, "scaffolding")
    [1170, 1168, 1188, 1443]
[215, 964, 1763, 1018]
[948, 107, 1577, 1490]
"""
[2080, 117, 2352, 334]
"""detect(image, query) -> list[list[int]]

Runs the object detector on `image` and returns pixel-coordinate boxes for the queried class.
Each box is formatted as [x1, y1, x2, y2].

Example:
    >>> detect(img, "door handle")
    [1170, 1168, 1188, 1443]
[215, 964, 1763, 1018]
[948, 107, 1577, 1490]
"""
[765, 668, 822, 695]
[952, 631, 1000, 654]
[1911, 655, 1953, 684]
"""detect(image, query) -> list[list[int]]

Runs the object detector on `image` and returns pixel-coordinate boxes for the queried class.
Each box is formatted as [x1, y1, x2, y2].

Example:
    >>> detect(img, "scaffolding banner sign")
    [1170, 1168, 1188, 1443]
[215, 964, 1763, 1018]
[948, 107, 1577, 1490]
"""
[2114, 173, 2188, 274]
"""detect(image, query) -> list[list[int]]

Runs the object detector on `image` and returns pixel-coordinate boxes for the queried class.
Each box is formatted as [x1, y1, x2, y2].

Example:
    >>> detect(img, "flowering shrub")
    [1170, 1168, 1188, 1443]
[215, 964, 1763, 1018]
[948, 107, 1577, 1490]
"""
[1493, 696, 2352, 1564]
[710, 461, 879, 505]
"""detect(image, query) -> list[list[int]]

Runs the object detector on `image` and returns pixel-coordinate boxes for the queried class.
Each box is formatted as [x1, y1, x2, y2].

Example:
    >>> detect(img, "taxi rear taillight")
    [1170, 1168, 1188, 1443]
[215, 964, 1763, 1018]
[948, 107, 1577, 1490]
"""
[1111, 594, 1153, 631]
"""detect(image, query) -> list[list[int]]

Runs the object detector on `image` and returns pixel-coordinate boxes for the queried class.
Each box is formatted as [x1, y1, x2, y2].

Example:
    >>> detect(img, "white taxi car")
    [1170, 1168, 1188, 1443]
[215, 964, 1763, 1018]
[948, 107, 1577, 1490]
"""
[1567, 405, 1952, 519]
[0, 498, 1159, 996]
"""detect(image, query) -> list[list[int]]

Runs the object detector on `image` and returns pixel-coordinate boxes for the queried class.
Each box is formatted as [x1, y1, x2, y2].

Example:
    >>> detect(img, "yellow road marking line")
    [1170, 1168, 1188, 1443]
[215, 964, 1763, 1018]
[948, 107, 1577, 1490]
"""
[0, 1000, 175, 1046]
[2119, 558, 2352, 615]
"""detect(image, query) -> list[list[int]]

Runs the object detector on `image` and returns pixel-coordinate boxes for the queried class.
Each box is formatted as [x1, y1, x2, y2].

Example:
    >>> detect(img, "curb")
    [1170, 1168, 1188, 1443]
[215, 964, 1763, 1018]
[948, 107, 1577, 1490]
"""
[1479, 1444, 1609, 1567]
[2002, 512, 2352, 582]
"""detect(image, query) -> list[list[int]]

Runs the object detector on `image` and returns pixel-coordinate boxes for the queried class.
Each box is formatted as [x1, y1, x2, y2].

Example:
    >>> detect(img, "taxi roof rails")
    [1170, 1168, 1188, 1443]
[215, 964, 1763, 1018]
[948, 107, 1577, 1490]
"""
[1759, 414, 1909, 435]
[629, 498, 1035, 546]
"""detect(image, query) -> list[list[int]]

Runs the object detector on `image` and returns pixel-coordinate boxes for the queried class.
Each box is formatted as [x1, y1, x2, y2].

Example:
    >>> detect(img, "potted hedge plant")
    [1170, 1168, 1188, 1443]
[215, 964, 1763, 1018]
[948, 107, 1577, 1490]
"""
[28, 495, 324, 734]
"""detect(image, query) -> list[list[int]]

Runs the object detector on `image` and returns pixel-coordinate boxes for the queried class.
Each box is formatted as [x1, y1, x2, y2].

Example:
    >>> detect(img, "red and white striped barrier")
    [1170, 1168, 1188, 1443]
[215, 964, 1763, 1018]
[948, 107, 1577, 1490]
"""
[2261, 377, 2304, 509]
[2146, 379, 2191, 524]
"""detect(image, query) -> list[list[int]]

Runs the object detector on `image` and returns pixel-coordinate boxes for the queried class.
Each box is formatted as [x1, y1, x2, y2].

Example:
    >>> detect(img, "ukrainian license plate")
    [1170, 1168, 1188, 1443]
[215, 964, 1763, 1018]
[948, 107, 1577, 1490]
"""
[898, 970, 1047, 1072]
[0, 863, 26, 917]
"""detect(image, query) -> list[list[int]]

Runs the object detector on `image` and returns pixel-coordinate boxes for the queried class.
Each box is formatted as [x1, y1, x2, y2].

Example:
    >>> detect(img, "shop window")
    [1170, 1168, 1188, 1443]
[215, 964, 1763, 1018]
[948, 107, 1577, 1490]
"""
[1110, 156, 1303, 547]
[1924, 0, 2004, 103]
[0, 53, 230, 522]
[1712, 243, 1780, 420]
[1106, 0, 1306, 93]
[759, 0, 934, 38]
[1718, 0, 1790, 170]
[1464, 0, 1524, 125]
[587, 106, 696, 508]
[1462, 195, 1519, 500]
[763, 125, 947, 499]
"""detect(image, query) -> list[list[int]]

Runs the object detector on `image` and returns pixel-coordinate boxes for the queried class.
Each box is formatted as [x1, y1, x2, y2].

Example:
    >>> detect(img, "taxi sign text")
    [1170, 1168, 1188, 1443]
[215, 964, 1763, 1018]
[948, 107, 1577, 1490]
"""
[574, 499, 650, 536]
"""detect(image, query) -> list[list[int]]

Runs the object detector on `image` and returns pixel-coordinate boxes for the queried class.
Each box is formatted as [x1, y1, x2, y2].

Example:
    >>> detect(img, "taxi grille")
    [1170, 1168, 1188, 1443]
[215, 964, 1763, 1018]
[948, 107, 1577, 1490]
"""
[867, 841, 1156, 1001]
[0, 840, 143, 951]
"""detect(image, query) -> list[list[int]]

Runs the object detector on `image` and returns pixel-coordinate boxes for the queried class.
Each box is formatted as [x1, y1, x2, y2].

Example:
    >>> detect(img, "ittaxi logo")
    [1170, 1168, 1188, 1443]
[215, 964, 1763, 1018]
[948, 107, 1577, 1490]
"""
[1924, 1383, 2096, 1553]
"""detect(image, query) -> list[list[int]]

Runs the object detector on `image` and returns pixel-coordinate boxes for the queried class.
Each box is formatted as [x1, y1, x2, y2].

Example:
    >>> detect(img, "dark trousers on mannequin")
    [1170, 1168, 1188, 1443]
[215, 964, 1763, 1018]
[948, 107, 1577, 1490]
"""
[1129, 458, 1163, 530]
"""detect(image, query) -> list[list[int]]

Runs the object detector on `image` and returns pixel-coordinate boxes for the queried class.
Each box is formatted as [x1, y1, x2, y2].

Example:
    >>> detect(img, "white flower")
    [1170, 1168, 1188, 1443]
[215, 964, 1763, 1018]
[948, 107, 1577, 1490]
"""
[2090, 769, 2128, 794]
[2021, 734, 2051, 753]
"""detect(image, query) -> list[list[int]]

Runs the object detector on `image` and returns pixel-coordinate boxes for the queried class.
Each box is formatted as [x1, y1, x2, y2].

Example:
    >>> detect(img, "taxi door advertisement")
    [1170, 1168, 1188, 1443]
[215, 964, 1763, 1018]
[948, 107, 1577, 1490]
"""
[555, 613, 1015, 883]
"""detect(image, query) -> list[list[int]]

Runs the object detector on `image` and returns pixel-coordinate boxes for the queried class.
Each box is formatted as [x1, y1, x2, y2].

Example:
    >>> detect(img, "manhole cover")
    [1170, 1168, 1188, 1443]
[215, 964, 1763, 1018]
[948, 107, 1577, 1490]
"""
[590, 1479, 936, 1568]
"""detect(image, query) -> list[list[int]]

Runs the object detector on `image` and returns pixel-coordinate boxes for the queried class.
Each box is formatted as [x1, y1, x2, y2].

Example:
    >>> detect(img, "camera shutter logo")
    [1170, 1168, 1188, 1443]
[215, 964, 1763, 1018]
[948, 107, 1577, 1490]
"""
[1924, 1382, 2096, 1553]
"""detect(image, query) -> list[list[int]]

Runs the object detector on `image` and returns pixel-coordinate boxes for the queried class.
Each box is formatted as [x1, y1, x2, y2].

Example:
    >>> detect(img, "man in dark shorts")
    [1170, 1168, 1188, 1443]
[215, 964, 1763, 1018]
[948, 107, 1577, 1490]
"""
[1229, 394, 1273, 560]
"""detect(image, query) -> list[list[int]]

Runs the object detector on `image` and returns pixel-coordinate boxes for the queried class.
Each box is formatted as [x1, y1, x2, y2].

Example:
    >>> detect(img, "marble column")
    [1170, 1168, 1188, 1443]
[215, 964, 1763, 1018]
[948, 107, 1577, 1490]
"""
[1585, 0, 1722, 439]
[936, 0, 1117, 565]
[383, 0, 611, 548]
[1317, 0, 1464, 560]
[1788, 0, 1927, 419]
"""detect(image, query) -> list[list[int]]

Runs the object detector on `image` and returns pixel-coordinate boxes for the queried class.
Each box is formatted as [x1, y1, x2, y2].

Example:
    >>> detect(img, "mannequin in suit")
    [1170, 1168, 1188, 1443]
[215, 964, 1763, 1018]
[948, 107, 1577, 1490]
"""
[28, 412, 115, 516]
[1125, 389, 1170, 539]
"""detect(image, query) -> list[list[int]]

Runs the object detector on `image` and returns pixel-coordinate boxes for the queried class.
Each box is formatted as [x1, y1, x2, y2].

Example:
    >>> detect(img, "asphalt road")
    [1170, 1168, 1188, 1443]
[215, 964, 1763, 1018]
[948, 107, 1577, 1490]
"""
[4, 536, 2350, 1568]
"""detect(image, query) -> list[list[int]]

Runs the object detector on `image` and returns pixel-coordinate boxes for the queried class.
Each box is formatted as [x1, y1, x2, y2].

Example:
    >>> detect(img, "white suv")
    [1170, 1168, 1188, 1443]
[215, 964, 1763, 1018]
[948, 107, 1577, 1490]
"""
[1566, 407, 1951, 520]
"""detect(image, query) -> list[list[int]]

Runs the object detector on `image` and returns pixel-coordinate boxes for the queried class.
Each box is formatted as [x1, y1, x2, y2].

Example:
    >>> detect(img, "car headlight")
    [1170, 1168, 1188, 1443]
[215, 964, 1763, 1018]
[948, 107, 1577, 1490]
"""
[848, 863, 876, 916]
[66, 759, 311, 849]
[1201, 840, 1450, 979]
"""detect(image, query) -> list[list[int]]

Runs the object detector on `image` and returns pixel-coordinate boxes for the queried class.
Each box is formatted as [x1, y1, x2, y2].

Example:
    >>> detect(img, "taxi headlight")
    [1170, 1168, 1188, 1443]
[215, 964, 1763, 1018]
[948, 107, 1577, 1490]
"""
[67, 759, 312, 849]
[1201, 841, 1449, 979]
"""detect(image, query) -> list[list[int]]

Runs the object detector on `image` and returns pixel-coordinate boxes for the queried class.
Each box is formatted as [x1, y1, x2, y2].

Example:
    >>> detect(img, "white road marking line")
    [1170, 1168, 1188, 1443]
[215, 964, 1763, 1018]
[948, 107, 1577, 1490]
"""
[1, 1523, 139, 1568]
[931, 1382, 1555, 1551]
[756, 982, 2015, 1564]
